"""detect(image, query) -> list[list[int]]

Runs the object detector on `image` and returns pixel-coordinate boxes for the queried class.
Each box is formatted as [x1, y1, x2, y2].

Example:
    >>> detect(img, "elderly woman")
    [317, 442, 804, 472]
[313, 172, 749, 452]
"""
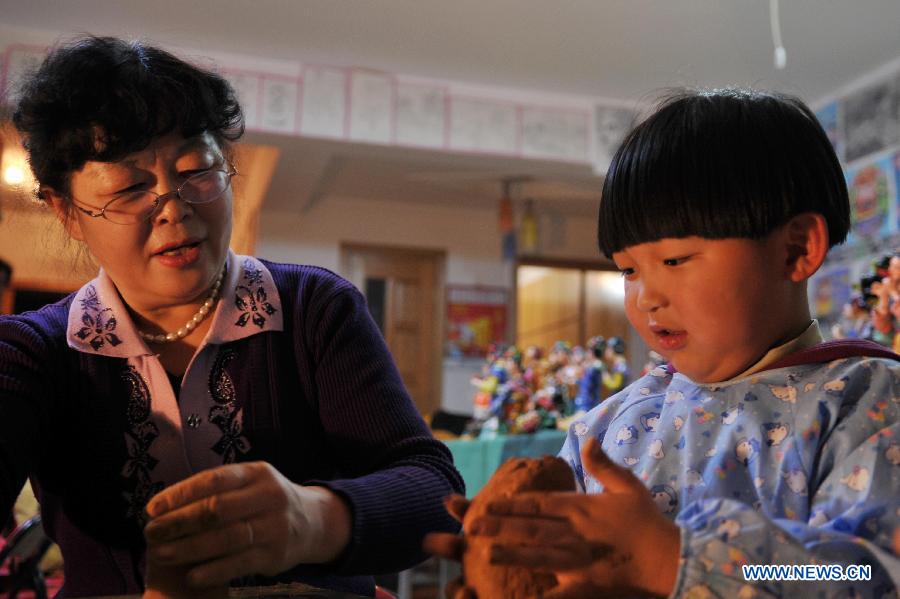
[0, 36, 462, 597]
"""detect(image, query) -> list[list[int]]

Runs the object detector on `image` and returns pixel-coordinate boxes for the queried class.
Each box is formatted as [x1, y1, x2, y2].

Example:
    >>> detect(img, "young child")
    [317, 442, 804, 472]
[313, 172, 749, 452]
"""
[427, 89, 900, 597]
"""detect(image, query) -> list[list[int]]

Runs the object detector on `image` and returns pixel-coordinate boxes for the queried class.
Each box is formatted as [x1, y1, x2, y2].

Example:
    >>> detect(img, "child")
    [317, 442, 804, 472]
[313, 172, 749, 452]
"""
[427, 89, 900, 597]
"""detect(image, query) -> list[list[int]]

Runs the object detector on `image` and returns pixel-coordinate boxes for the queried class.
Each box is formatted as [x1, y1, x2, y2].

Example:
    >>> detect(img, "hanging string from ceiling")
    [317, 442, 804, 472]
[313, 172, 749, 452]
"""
[769, 0, 787, 70]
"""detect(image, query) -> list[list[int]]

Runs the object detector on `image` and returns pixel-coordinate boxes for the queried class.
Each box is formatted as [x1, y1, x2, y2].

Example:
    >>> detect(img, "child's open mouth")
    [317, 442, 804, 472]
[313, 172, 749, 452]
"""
[651, 326, 688, 351]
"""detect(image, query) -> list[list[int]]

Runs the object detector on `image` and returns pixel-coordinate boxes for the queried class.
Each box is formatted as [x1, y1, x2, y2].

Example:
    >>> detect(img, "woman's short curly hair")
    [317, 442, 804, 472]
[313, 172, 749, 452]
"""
[12, 36, 244, 200]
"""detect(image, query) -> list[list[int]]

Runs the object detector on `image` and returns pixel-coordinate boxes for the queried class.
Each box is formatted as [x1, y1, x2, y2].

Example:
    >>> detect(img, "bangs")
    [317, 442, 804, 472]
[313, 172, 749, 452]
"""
[597, 89, 849, 257]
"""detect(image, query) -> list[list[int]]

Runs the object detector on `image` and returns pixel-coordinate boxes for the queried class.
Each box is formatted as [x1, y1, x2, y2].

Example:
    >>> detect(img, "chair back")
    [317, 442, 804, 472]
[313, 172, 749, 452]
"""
[0, 515, 49, 564]
[0, 513, 53, 599]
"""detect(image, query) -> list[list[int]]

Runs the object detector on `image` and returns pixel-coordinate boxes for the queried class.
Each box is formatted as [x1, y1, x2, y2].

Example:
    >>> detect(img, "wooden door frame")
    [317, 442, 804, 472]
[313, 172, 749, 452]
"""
[513, 256, 617, 347]
[340, 242, 446, 415]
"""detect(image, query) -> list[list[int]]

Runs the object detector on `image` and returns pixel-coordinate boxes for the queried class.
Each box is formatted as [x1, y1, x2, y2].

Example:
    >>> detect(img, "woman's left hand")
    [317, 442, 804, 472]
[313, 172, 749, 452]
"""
[144, 461, 351, 588]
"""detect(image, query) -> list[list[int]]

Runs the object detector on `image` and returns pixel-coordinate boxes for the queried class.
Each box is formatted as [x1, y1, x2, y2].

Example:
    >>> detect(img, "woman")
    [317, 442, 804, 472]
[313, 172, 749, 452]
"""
[1, 36, 462, 597]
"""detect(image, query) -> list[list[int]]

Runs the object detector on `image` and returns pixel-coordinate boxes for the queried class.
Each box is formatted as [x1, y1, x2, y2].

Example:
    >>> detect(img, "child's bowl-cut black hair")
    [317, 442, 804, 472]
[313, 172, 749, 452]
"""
[598, 88, 849, 258]
[12, 36, 244, 200]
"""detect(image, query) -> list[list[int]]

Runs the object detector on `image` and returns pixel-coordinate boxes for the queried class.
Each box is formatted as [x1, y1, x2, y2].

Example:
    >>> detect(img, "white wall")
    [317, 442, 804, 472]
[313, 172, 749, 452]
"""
[0, 204, 96, 290]
[256, 195, 599, 278]
[255, 193, 602, 415]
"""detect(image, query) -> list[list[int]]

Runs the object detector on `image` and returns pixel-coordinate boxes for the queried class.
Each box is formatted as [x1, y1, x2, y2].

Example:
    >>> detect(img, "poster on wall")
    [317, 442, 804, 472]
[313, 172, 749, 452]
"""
[815, 101, 842, 162]
[842, 79, 900, 163]
[894, 151, 900, 219]
[811, 264, 852, 321]
[445, 285, 508, 358]
[845, 156, 896, 244]
[594, 105, 636, 171]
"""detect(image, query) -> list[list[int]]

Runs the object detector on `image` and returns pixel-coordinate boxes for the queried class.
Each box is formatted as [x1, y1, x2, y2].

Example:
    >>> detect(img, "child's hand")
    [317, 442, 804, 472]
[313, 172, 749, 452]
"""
[423, 495, 476, 598]
[476, 438, 681, 598]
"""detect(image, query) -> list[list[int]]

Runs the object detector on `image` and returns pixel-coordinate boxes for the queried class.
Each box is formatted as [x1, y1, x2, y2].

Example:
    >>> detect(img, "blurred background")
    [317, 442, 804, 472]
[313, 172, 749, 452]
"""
[2, 2, 900, 597]
[0, 0, 898, 421]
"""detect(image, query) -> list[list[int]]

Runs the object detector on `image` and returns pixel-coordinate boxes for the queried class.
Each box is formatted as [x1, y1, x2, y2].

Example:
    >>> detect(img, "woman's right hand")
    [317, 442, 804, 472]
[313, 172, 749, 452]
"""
[144, 461, 351, 588]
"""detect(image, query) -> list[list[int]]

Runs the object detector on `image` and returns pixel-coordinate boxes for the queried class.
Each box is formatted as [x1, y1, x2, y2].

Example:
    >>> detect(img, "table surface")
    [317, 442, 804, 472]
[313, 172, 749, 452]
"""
[443, 429, 568, 497]
[93, 583, 367, 598]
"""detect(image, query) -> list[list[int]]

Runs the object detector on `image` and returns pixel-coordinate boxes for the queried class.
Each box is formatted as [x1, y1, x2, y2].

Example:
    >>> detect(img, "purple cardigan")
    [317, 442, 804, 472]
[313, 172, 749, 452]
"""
[0, 261, 463, 597]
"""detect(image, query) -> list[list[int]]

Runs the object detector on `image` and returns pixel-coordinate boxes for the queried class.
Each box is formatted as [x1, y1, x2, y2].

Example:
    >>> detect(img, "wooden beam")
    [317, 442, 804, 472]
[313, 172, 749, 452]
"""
[231, 143, 280, 255]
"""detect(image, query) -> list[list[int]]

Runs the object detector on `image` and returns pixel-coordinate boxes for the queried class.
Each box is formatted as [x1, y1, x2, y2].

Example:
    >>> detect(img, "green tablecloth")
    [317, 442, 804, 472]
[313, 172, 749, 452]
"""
[443, 429, 568, 497]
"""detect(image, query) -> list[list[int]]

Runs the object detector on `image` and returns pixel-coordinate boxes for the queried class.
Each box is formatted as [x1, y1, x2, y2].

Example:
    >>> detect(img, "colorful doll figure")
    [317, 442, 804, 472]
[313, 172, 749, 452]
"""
[574, 336, 606, 413]
[521, 345, 543, 393]
[601, 336, 629, 397]
[869, 253, 900, 353]
[831, 294, 872, 341]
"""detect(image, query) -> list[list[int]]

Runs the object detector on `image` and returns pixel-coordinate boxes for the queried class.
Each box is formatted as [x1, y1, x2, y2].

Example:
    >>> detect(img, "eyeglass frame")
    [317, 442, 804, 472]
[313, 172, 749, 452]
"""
[69, 163, 238, 225]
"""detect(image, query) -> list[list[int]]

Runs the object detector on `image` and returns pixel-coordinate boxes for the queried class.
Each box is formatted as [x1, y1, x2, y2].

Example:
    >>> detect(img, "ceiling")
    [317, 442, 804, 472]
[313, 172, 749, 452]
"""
[2, 0, 900, 213]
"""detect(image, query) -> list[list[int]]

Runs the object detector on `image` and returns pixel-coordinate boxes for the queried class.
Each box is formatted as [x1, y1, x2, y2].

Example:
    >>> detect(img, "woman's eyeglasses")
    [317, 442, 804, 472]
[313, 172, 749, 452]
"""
[71, 165, 237, 225]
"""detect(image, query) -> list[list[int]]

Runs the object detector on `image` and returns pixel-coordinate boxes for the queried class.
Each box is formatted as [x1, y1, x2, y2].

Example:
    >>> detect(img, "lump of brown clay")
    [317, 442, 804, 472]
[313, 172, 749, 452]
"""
[143, 557, 228, 599]
[462, 456, 575, 599]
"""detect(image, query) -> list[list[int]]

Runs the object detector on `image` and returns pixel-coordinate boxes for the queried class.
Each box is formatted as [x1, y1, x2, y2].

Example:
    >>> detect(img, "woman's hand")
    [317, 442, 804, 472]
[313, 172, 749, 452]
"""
[426, 438, 682, 598]
[144, 461, 351, 588]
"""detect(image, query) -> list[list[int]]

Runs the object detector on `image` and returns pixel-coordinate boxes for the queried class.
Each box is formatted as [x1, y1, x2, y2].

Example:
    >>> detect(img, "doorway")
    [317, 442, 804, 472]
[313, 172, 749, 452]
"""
[341, 244, 445, 416]
[515, 260, 646, 376]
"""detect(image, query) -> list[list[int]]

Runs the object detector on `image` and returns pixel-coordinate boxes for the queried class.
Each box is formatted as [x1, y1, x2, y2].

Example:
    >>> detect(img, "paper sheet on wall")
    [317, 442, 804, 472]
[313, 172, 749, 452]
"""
[594, 105, 636, 172]
[349, 70, 393, 144]
[396, 83, 446, 148]
[2, 47, 47, 104]
[521, 108, 590, 162]
[223, 71, 261, 131]
[815, 101, 843, 163]
[449, 97, 517, 154]
[843, 79, 900, 164]
[260, 78, 299, 134]
[301, 67, 347, 139]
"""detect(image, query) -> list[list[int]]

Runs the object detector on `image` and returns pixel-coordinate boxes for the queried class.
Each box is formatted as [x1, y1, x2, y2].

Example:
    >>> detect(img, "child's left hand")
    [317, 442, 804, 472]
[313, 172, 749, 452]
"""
[426, 437, 682, 598]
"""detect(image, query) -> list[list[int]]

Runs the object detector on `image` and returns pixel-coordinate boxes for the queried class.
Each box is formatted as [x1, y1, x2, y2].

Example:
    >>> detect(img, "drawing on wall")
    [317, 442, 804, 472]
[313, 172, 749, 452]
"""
[222, 72, 262, 130]
[846, 156, 896, 244]
[260, 78, 299, 133]
[446, 286, 508, 358]
[842, 79, 900, 163]
[594, 105, 636, 171]
[449, 97, 517, 154]
[811, 265, 851, 325]
[894, 151, 900, 231]
[815, 101, 842, 162]
[2, 46, 47, 104]
[396, 83, 446, 148]
[349, 70, 393, 144]
[301, 67, 347, 139]
[521, 108, 590, 162]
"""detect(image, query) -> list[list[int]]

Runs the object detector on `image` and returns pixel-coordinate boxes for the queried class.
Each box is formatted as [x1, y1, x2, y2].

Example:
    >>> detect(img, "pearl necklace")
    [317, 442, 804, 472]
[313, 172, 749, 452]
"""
[138, 264, 227, 344]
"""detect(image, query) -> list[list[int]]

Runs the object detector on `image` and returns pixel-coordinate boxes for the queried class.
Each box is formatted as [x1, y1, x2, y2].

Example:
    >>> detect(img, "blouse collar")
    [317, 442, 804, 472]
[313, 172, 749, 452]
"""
[66, 251, 283, 357]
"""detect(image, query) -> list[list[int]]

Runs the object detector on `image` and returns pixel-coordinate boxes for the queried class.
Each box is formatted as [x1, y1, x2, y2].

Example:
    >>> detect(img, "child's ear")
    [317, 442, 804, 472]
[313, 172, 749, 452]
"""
[43, 189, 85, 242]
[782, 212, 828, 282]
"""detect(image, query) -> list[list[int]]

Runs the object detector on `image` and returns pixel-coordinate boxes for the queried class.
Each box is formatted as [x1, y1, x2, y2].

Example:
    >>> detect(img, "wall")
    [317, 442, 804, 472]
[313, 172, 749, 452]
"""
[0, 203, 96, 291]
[0, 190, 602, 415]
[254, 193, 602, 415]
[809, 54, 900, 336]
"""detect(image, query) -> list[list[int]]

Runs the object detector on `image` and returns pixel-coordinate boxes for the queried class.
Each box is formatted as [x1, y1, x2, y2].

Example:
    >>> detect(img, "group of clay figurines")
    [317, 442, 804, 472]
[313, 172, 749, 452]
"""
[832, 252, 900, 352]
[469, 336, 646, 437]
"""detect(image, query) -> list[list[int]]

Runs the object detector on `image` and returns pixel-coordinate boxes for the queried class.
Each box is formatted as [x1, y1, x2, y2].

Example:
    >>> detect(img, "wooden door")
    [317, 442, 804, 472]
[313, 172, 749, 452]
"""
[342, 245, 444, 416]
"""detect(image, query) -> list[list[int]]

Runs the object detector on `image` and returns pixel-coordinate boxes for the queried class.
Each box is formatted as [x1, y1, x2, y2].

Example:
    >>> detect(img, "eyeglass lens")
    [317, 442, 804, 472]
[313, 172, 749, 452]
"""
[104, 170, 231, 224]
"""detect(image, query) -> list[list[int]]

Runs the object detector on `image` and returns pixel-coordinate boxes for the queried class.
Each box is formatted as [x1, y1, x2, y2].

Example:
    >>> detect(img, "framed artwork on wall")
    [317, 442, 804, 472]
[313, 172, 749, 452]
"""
[445, 285, 508, 358]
